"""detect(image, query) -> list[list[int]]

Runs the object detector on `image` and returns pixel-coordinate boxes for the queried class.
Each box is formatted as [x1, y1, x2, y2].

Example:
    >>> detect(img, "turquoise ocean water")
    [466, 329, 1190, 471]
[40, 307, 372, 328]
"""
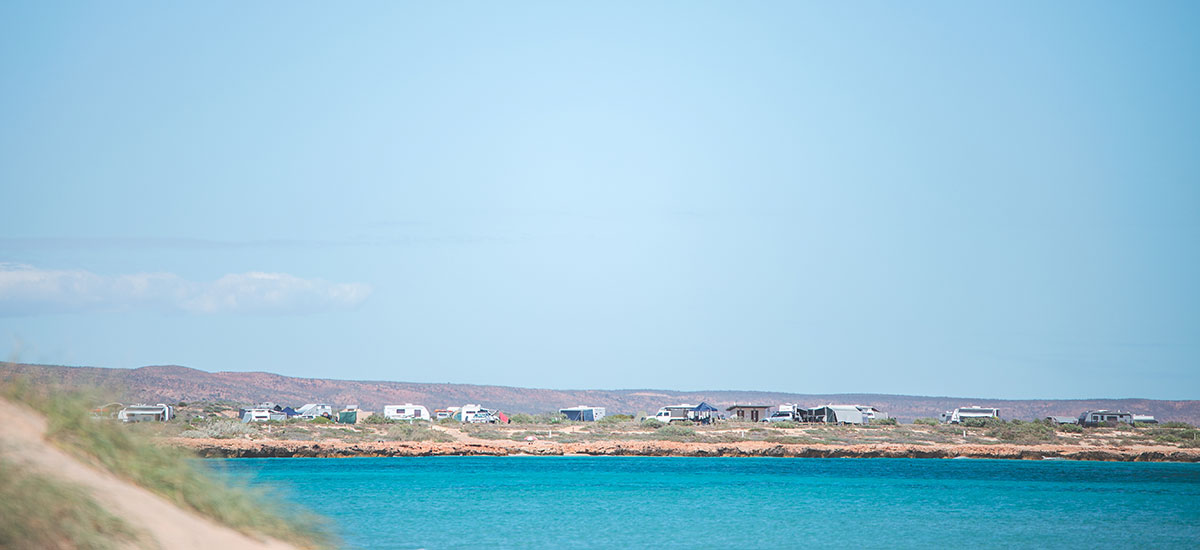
[217, 457, 1200, 549]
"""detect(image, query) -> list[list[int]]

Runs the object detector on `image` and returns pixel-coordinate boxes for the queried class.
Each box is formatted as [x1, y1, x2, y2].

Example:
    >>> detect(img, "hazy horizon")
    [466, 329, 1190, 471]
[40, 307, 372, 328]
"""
[3, 2, 1198, 400]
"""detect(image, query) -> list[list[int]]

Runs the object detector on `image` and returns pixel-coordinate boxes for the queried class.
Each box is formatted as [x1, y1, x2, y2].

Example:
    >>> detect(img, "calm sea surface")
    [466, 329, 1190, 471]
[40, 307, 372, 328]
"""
[215, 456, 1200, 549]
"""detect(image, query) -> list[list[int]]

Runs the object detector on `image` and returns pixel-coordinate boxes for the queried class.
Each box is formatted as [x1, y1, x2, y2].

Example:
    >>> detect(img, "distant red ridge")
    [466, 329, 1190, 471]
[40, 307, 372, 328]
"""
[4, 362, 1198, 424]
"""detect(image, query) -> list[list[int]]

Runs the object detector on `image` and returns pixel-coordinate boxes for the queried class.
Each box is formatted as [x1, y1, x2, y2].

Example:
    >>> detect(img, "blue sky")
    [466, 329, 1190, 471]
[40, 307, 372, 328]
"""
[1, 2, 1197, 399]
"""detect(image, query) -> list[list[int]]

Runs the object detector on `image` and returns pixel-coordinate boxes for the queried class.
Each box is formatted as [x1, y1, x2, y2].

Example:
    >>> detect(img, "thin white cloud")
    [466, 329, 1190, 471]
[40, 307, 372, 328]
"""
[0, 264, 372, 316]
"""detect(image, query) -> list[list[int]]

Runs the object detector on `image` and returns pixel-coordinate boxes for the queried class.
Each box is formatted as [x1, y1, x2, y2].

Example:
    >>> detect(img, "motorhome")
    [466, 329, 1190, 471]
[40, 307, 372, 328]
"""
[384, 403, 430, 421]
[1079, 410, 1141, 426]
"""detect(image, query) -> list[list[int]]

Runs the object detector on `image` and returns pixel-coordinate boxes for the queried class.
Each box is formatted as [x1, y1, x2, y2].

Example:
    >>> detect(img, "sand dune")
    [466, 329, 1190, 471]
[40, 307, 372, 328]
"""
[0, 398, 299, 550]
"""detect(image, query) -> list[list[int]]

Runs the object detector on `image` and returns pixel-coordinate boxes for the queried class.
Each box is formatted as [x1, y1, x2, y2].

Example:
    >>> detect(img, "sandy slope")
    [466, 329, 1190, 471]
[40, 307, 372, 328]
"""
[0, 398, 300, 550]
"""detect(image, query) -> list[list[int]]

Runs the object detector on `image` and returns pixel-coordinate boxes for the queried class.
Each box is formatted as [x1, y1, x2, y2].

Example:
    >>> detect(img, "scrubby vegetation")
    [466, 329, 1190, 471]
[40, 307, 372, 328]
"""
[984, 419, 1057, 443]
[1146, 425, 1200, 447]
[507, 412, 567, 424]
[361, 413, 392, 424]
[0, 456, 146, 550]
[961, 417, 1003, 428]
[912, 418, 939, 426]
[650, 424, 698, 441]
[180, 419, 257, 439]
[385, 422, 453, 442]
[1, 380, 333, 549]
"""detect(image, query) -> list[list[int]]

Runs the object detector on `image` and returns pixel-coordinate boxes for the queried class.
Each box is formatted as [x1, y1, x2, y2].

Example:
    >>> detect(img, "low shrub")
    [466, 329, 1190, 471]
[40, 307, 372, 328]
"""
[361, 413, 392, 425]
[179, 419, 256, 439]
[1057, 423, 1084, 433]
[385, 423, 451, 442]
[598, 414, 634, 425]
[912, 418, 940, 426]
[1161, 421, 1195, 429]
[986, 420, 1056, 443]
[641, 418, 665, 429]
[962, 417, 1003, 428]
[1147, 426, 1200, 445]
[652, 424, 697, 441]
[309, 416, 332, 424]
[768, 421, 799, 429]
[871, 418, 899, 426]
[508, 413, 536, 424]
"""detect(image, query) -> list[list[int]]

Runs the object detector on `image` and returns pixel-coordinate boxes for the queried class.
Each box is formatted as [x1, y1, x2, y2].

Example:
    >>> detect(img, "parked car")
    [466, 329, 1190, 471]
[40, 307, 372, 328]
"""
[763, 411, 796, 423]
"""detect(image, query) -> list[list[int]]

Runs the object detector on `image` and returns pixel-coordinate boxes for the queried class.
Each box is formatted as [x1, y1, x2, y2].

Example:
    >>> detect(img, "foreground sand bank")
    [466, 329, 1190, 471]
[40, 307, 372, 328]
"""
[170, 437, 1200, 462]
[0, 398, 302, 550]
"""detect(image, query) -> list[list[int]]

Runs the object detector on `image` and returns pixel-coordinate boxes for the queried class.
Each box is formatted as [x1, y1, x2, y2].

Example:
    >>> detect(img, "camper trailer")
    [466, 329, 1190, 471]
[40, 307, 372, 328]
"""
[384, 404, 430, 421]
[560, 406, 606, 422]
[241, 408, 287, 423]
[1079, 410, 1139, 426]
[941, 407, 1001, 424]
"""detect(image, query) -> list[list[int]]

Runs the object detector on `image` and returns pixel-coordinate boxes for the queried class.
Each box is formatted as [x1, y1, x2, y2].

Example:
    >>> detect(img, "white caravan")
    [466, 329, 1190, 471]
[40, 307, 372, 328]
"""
[118, 404, 173, 423]
[383, 404, 430, 421]
[241, 408, 287, 423]
[941, 407, 1000, 424]
[295, 404, 334, 420]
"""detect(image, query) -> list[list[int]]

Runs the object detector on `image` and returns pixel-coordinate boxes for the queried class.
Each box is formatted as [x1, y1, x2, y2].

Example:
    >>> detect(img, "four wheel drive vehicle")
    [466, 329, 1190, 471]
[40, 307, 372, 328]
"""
[650, 409, 677, 423]
[762, 411, 796, 423]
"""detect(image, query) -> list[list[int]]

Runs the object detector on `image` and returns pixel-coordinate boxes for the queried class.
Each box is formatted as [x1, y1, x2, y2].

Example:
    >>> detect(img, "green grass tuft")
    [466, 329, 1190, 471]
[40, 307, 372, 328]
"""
[0, 456, 149, 550]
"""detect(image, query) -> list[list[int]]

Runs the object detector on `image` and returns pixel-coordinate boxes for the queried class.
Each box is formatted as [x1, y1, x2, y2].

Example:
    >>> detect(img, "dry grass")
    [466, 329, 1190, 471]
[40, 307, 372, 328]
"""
[1, 379, 334, 549]
[0, 455, 149, 550]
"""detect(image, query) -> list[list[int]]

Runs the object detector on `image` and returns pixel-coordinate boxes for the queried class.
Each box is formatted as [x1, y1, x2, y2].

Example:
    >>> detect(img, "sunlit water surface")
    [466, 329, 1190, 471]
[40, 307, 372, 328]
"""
[214, 456, 1200, 549]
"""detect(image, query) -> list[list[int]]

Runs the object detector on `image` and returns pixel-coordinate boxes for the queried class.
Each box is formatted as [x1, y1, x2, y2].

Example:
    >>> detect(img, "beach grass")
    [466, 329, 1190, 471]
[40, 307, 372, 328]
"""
[0, 455, 149, 550]
[1, 379, 334, 549]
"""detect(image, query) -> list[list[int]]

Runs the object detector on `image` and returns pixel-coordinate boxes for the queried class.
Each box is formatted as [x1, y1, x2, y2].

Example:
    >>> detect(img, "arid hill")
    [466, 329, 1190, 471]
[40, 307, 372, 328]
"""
[4, 362, 1198, 423]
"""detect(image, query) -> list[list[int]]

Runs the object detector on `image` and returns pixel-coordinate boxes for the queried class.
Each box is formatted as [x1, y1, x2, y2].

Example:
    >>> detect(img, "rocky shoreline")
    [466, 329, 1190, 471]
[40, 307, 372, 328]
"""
[169, 438, 1200, 463]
